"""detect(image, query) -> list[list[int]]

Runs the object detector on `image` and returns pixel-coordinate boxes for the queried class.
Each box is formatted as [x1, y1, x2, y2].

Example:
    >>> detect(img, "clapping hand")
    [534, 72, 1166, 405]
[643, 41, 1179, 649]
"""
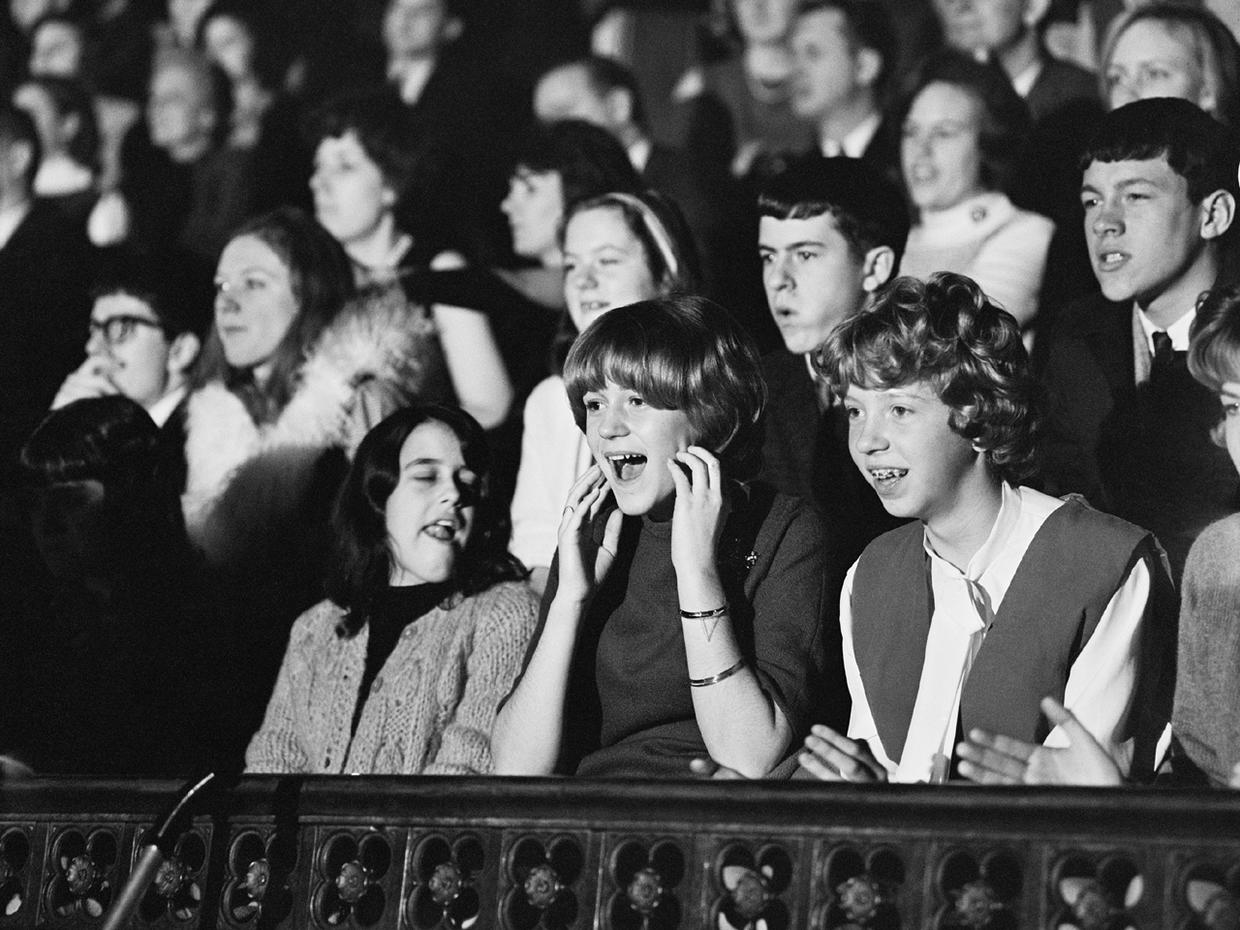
[798, 724, 889, 782]
[956, 697, 1124, 786]
[556, 465, 623, 604]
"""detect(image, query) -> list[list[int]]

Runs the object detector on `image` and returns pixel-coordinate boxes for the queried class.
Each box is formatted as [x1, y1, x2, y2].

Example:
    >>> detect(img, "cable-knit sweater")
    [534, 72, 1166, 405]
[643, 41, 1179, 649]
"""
[1172, 513, 1240, 786]
[245, 580, 539, 775]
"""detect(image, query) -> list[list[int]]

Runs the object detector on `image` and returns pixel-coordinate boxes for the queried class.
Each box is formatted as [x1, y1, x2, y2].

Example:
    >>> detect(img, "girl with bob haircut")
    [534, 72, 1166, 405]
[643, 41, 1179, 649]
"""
[799, 272, 1171, 785]
[956, 286, 1240, 788]
[509, 189, 700, 594]
[246, 403, 539, 775]
[493, 295, 831, 779]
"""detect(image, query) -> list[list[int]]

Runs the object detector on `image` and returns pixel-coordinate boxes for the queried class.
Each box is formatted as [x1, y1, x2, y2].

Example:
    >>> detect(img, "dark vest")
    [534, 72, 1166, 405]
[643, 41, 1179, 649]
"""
[850, 500, 1151, 763]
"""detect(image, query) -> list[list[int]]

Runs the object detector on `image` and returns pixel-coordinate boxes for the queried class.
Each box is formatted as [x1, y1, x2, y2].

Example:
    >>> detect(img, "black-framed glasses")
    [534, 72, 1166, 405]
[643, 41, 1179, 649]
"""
[88, 315, 166, 346]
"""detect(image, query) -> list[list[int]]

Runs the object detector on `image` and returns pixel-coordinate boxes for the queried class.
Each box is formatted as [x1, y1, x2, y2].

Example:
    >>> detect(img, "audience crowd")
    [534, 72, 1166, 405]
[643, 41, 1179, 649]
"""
[1, 0, 1239, 789]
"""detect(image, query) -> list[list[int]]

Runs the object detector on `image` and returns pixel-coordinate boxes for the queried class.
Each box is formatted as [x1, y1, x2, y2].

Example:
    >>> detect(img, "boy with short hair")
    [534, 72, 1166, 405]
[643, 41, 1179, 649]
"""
[758, 155, 908, 567]
[1040, 97, 1239, 581]
[799, 272, 1172, 784]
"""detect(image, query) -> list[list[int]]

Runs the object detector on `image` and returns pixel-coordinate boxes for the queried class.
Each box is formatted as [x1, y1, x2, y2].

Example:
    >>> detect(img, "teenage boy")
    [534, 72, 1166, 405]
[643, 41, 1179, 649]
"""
[798, 272, 1172, 784]
[1040, 97, 1239, 581]
[758, 156, 908, 567]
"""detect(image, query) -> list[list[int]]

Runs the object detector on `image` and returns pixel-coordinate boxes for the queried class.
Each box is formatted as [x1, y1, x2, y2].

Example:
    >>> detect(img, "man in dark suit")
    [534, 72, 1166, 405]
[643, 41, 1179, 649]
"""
[757, 156, 909, 571]
[0, 105, 91, 468]
[1041, 98, 1239, 581]
[531, 54, 755, 322]
[787, 0, 900, 183]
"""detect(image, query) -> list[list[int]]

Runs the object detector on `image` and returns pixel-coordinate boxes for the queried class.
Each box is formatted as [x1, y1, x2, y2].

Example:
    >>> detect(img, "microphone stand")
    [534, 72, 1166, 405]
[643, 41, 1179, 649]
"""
[100, 772, 218, 930]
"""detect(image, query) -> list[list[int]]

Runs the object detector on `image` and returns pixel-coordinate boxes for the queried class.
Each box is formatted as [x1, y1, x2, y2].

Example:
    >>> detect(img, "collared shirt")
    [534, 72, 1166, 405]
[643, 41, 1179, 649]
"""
[0, 200, 31, 250]
[627, 137, 652, 174]
[1010, 59, 1044, 98]
[840, 483, 1150, 781]
[820, 111, 880, 159]
[1136, 304, 1194, 353]
[147, 385, 187, 428]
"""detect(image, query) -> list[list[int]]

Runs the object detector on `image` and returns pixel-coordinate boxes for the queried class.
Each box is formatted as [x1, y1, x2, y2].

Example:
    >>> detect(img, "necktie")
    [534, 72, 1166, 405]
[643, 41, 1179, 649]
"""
[1151, 331, 1174, 382]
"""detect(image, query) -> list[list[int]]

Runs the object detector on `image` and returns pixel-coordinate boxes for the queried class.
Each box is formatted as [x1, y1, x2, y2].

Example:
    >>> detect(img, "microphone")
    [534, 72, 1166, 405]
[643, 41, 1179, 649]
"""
[100, 772, 219, 930]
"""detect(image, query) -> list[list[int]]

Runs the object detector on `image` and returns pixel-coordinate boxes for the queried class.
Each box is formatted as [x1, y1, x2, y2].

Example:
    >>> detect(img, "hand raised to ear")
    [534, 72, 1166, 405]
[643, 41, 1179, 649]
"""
[956, 697, 1124, 786]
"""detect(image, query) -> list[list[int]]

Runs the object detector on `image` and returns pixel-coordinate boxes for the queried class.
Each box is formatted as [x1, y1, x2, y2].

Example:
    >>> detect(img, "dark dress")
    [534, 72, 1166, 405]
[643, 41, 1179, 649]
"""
[517, 483, 833, 778]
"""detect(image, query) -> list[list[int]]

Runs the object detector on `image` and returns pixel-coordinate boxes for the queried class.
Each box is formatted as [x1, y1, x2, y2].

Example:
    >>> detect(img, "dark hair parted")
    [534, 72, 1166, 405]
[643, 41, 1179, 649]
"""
[326, 404, 527, 637]
[893, 50, 1031, 198]
[192, 207, 356, 423]
[758, 155, 909, 268]
[311, 87, 425, 204]
[511, 118, 641, 211]
[1081, 97, 1240, 207]
[563, 295, 766, 482]
[816, 272, 1042, 483]
[795, 0, 897, 98]
[1100, 1, 1240, 128]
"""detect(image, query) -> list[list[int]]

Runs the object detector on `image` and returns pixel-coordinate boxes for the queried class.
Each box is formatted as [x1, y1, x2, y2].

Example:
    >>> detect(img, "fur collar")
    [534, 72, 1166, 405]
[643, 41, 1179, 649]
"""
[183, 290, 436, 537]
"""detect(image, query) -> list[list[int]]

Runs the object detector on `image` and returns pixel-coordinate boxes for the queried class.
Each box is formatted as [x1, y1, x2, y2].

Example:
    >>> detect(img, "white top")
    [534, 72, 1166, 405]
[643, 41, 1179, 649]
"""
[841, 483, 1151, 782]
[901, 192, 1054, 331]
[509, 375, 594, 572]
[820, 111, 880, 159]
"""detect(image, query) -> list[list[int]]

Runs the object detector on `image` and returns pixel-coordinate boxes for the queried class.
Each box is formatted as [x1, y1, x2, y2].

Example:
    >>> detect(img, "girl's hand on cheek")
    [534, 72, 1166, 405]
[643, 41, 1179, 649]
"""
[556, 465, 622, 604]
[668, 446, 725, 583]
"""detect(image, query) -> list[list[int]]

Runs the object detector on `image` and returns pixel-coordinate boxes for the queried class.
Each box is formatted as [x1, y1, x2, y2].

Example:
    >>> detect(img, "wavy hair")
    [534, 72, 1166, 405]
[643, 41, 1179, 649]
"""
[563, 295, 766, 482]
[815, 272, 1042, 483]
[326, 404, 527, 637]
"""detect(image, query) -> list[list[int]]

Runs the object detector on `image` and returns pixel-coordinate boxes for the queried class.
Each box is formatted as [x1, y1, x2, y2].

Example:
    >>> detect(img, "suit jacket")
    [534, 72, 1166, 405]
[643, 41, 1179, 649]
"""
[1040, 292, 1238, 580]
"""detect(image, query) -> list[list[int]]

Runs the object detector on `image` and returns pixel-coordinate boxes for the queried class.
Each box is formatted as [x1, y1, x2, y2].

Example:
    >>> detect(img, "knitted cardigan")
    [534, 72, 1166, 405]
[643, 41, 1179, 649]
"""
[245, 581, 539, 775]
[1172, 513, 1240, 786]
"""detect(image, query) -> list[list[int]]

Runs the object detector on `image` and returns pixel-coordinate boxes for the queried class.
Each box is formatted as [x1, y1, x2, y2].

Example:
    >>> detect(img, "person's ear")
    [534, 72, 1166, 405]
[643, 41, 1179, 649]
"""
[860, 245, 896, 292]
[380, 183, 397, 208]
[166, 331, 202, 381]
[1022, 0, 1052, 29]
[854, 47, 882, 89]
[1199, 189, 1236, 241]
[441, 14, 464, 43]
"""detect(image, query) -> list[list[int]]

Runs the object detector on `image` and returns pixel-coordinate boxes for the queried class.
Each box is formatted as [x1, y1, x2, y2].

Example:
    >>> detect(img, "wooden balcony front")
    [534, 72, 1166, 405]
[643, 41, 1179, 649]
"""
[0, 776, 1237, 929]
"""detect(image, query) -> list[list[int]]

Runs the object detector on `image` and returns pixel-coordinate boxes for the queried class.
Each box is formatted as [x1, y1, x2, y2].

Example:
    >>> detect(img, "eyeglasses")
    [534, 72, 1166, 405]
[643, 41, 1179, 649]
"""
[88, 315, 166, 346]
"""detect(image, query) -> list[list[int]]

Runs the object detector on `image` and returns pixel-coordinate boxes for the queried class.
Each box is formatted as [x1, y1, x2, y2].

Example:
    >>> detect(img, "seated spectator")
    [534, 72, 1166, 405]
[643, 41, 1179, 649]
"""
[0, 103, 91, 468]
[510, 190, 700, 595]
[106, 47, 255, 268]
[1040, 97, 1239, 581]
[245, 403, 539, 775]
[788, 0, 898, 178]
[3, 397, 220, 775]
[673, 0, 808, 178]
[1100, 2, 1240, 128]
[493, 296, 831, 779]
[798, 273, 1172, 784]
[12, 75, 98, 228]
[51, 250, 210, 488]
[958, 284, 1240, 788]
[896, 52, 1054, 342]
[532, 55, 746, 308]
[757, 157, 908, 594]
[310, 88, 506, 430]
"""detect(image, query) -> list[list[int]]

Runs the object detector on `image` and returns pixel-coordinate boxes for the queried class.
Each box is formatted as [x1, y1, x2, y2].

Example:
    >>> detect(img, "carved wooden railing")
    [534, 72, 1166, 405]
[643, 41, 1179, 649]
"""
[0, 776, 1238, 929]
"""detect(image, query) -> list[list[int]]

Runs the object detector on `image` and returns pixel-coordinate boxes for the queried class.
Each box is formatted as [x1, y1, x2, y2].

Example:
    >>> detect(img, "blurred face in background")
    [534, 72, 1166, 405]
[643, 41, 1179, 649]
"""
[202, 13, 255, 82]
[733, 0, 799, 45]
[147, 61, 215, 160]
[29, 18, 83, 79]
[310, 131, 394, 248]
[384, 0, 457, 59]
[790, 7, 867, 122]
[168, 0, 212, 47]
[562, 205, 658, 333]
[213, 234, 300, 377]
[933, 0, 1027, 55]
[501, 167, 564, 266]
[901, 81, 986, 213]
[1104, 19, 1214, 114]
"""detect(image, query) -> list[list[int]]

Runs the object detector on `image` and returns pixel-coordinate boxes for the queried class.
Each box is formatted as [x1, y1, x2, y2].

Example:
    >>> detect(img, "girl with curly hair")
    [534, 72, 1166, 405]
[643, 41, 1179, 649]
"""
[798, 272, 1173, 785]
